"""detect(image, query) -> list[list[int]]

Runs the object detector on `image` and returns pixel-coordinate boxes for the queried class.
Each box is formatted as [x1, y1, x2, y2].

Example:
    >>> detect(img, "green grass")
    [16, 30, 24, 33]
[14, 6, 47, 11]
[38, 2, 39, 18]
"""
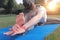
[0, 15, 60, 40]
[0, 15, 16, 28]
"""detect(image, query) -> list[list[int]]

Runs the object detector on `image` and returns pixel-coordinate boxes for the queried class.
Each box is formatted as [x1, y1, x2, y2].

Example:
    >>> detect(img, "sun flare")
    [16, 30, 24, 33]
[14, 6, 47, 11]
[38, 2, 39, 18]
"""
[47, 2, 56, 10]
[47, 0, 59, 11]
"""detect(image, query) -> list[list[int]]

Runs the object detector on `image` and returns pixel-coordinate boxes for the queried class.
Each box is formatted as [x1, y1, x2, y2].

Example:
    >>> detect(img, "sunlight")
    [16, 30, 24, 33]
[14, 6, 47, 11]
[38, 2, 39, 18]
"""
[47, 1, 56, 10]
[47, 0, 59, 11]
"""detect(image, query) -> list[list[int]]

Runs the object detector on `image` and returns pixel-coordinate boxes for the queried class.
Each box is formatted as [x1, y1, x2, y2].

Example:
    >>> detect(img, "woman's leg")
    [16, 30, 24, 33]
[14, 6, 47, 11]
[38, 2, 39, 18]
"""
[45, 17, 60, 24]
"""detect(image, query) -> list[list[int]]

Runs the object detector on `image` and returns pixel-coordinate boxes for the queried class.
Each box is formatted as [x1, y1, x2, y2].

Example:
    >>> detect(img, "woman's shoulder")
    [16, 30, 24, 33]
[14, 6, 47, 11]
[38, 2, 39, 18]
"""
[36, 5, 46, 14]
[37, 6, 46, 12]
[36, 4, 46, 11]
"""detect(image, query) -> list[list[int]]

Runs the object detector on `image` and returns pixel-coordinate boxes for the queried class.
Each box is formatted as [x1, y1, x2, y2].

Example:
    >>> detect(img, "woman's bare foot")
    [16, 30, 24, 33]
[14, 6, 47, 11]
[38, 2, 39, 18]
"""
[16, 12, 25, 26]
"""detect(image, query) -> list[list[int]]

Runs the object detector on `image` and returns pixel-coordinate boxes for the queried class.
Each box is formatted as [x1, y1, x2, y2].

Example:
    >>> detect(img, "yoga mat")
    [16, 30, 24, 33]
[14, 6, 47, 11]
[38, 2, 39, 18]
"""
[0, 24, 59, 40]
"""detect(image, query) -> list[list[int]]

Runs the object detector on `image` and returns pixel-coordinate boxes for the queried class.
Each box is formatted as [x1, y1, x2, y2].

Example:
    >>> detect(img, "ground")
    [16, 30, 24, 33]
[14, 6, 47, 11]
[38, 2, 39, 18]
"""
[0, 14, 60, 40]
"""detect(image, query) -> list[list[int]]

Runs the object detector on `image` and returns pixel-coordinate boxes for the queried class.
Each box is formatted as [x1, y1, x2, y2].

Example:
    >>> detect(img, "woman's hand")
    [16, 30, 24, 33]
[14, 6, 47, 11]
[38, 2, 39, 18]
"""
[11, 24, 26, 36]
[4, 24, 26, 36]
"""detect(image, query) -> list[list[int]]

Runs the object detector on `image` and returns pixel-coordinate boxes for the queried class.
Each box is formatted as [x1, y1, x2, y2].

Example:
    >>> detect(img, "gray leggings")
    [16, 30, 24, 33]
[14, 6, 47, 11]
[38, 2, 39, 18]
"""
[38, 17, 60, 25]
[46, 17, 60, 24]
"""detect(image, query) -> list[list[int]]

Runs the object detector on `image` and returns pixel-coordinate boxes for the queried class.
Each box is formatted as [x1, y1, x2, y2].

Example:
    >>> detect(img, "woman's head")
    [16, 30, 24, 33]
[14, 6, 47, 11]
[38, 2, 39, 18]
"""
[23, 0, 36, 10]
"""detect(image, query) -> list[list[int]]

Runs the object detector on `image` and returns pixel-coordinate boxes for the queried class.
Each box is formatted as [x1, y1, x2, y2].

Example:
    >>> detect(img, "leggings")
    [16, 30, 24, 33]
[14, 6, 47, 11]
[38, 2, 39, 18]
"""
[37, 17, 60, 26]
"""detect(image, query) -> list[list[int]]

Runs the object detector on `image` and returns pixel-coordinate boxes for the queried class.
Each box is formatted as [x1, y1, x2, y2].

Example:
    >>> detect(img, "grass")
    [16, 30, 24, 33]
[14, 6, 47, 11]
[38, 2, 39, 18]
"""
[0, 14, 60, 40]
[0, 15, 16, 28]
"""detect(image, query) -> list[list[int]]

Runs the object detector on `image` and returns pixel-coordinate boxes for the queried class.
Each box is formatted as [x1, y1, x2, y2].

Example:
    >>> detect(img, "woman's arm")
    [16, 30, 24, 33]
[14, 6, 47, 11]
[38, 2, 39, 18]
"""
[23, 13, 43, 29]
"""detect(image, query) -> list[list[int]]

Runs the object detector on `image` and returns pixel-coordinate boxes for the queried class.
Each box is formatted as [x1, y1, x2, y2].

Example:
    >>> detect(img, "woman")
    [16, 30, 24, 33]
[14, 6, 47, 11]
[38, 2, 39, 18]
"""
[4, 0, 60, 36]
[4, 0, 47, 36]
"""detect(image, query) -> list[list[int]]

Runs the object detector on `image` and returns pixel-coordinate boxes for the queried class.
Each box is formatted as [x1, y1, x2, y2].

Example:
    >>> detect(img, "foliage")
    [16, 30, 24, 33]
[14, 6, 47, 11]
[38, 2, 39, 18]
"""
[0, 0, 24, 14]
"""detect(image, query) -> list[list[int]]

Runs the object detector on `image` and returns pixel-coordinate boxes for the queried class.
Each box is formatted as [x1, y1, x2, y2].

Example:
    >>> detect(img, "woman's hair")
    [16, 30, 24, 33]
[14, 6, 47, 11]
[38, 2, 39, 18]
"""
[23, 0, 35, 10]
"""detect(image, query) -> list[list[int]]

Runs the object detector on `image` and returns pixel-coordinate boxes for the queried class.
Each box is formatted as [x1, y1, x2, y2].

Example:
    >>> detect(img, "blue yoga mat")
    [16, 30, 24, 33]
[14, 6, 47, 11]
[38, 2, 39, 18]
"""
[0, 24, 59, 40]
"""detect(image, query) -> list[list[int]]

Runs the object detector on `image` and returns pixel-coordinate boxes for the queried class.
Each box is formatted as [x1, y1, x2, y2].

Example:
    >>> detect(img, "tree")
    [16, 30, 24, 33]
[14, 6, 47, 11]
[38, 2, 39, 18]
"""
[0, 0, 24, 14]
[0, 0, 15, 14]
[0, 0, 6, 7]
[4, 0, 14, 14]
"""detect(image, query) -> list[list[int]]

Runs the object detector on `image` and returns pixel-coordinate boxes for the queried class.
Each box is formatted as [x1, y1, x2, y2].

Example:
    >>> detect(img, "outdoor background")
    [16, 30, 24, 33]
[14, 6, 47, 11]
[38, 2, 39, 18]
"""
[0, 0, 60, 40]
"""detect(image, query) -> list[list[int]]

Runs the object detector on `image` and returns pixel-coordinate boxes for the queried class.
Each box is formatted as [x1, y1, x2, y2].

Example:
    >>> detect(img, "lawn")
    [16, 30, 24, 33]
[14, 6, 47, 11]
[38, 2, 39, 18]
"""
[0, 15, 60, 40]
[0, 15, 16, 28]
